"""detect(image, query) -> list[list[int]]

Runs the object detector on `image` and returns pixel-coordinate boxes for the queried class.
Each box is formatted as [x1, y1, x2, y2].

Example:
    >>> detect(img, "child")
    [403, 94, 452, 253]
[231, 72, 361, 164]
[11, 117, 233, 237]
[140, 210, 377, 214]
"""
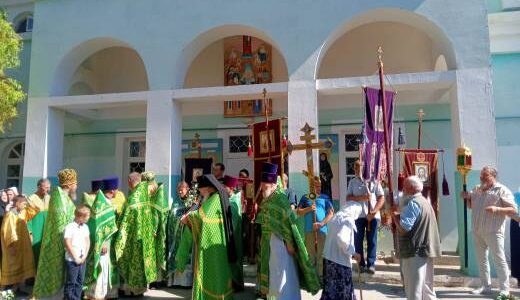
[0, 195, 35, 291]
[320, 201, 362, 300]
[64, 205, 91, 300]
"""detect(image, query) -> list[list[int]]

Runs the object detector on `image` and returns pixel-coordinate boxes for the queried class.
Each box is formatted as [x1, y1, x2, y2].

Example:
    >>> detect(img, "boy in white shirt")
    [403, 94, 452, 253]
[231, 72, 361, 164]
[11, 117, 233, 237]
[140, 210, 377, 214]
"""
[64, 205, 91, 300]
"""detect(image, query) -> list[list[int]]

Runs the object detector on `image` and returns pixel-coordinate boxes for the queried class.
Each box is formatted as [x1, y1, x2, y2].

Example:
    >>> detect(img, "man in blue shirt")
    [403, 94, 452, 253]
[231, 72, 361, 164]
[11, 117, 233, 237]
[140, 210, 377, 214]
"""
[296, 178, 334, 277]
[346, 160, 385, 274]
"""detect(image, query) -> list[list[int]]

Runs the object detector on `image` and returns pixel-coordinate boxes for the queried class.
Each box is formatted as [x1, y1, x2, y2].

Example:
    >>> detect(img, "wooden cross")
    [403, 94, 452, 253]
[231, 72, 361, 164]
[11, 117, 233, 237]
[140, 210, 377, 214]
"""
[287, 122, 333, 266]
[287, 123, 333, 198]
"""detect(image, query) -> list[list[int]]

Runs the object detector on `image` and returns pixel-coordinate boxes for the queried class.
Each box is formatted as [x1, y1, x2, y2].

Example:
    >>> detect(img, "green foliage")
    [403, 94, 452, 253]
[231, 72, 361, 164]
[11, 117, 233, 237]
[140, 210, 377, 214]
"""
[0, 10, 26, 133]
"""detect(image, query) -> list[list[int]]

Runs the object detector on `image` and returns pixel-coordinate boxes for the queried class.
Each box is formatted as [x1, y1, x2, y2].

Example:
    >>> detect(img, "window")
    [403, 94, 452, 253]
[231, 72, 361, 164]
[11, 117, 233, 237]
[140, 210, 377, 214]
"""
[15, 15, 33, 33]
[344, 134, 361, 152]
[229, 135, 249, 153]
[5, 142, 24, 188]
[128, 139, 145, 173]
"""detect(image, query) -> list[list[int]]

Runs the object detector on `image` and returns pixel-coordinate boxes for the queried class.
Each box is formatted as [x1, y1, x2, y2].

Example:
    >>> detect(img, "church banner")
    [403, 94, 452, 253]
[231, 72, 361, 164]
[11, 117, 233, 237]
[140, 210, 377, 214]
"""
[402, 149, 439, 218]
[361, 87, 395, 181]
[252, 118, 283, 192]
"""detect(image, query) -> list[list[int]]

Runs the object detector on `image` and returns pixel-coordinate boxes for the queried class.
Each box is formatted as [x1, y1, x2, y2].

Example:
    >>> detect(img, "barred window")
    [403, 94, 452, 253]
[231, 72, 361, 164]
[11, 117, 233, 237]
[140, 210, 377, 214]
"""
[5, 142, 24, 188]
[345, 134, 361, 152]
[128, 139, 145, 174]
[229, 135, 249, 153]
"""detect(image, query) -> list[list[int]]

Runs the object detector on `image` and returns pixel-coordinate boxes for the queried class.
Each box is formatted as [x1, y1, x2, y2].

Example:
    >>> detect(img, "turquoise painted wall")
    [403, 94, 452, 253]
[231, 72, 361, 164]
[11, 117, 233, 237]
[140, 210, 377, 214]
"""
[486, 0, 503, 13]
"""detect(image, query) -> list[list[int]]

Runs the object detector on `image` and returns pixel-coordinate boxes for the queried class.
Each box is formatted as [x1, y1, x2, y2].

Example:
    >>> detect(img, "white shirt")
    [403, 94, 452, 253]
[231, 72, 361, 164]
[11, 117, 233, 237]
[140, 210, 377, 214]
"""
[64, 221, 90, 262]
[323, 207, 359, 267]
[346, 177, 385, 219]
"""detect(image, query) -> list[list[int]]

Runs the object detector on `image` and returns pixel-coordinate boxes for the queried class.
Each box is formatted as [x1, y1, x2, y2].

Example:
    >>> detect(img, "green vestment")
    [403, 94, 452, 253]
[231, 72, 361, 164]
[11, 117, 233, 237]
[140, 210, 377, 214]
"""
[27, 211, 47, 267]
[33, 187, 75, 298]
[256, 189, 321, 296]
[151, 183, 168, 277]
[229, 191, 244, 289]
[114, 182, 157, 291]
[176, 192, 233, 300]
[166, 194, 196, 276]
[84, 191, 119, 290]
[81, 192, 96, 209]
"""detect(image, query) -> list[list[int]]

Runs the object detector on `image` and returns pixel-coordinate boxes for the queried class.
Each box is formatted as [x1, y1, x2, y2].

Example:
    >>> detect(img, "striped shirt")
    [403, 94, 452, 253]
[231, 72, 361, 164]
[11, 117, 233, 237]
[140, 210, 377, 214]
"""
[470, 183, 517, 234]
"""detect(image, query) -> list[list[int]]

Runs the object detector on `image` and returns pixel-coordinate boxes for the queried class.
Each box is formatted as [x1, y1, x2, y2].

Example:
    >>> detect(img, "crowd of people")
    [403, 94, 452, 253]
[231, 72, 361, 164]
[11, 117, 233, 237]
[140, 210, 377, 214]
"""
[0, 161, 518, 300]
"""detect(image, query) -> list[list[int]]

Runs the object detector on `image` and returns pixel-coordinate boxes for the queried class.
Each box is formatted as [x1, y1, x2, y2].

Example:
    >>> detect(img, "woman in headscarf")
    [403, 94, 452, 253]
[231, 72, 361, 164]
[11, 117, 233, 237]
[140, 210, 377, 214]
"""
[319, 153, 334, 198]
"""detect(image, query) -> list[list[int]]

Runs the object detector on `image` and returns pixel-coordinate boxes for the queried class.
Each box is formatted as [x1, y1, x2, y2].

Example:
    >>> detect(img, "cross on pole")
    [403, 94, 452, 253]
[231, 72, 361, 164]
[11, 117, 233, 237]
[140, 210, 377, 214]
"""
[287, 122, 333, 266]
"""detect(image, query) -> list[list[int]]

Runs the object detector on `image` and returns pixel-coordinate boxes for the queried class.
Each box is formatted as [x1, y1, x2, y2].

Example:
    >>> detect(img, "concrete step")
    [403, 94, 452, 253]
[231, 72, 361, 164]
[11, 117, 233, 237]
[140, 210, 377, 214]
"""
[243, 259, 519, 289]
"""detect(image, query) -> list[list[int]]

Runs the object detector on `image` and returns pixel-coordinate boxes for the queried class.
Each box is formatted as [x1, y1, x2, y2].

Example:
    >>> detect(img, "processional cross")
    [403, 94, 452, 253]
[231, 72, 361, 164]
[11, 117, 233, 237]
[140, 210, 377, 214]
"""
[287, 123, 333, 265]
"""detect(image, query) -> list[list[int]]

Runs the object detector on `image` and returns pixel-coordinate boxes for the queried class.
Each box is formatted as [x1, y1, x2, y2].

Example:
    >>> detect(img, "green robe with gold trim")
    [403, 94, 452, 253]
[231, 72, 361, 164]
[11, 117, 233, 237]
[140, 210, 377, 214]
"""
[114, 182, 157, 291]
[176, 192, 233, 300]
[151, 183, 168, 277]
[256, 189, 321, 297]
[33, 187, 76, 298]
[229, 191, 244, 289]
[84, 191, 119, 293]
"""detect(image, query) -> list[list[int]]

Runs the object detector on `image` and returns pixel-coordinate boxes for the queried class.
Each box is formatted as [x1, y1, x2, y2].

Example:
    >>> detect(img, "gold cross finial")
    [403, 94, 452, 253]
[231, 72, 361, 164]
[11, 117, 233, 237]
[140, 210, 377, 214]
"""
[378, 46, 383, 63]
[417, 109, 425, 121]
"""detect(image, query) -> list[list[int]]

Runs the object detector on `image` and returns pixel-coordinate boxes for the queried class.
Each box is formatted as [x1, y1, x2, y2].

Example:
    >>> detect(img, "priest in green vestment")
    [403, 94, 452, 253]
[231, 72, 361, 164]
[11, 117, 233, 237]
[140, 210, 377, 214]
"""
[84, 177, 120, 299]
[33, 169, 78, 299]
[114, 179, 157, 296]
[223, 175, 244, 291]
[166, 181, 198, 287]
[176, 174, 237, 300]
[256, 162, 320, 299]
[81, 179, 103, 209]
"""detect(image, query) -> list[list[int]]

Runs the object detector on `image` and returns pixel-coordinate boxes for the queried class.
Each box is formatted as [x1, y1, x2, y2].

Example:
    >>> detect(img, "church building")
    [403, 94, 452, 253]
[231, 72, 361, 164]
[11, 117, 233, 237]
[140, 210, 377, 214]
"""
[1, 0, 519, 277]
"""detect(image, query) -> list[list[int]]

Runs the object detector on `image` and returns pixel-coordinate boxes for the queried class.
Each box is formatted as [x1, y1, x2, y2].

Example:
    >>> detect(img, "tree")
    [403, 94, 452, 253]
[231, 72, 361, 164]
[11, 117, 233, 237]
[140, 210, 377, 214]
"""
[0, 10, 25, 133]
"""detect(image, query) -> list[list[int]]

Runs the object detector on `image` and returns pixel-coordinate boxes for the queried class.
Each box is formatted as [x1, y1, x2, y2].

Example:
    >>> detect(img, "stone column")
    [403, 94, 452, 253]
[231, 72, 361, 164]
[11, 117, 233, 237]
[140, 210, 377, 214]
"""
[22, 98, 65, 191]
[145, 91, 182, 200]
[287, 80, 319, 195]
[451, 67, 498, 276]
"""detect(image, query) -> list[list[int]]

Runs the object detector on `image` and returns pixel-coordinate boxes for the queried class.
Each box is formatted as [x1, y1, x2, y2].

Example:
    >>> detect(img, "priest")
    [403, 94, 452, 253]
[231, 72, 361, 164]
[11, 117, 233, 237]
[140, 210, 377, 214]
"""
[166, 181, 198, 287]
[223, 175, 244, 290]
[33, 169, 78, 299]
[81, 179, 103, 209]
[256, 162, 320, 299]
[176, 174, 237, 300]
[114, 176, 156, 296]
[84, 177, 120, 299]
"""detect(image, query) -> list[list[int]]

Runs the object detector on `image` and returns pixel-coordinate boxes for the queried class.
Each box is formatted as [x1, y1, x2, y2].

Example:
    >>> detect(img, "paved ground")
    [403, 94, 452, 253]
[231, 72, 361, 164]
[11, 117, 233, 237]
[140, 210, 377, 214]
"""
[139, 282, 520, 299]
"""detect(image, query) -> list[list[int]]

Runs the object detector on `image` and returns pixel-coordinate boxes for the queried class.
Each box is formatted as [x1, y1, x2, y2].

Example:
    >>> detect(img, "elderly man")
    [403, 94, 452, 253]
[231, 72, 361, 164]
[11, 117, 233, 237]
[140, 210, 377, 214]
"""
[27, 178, 51, 215]
[461, 166, 518, 296]
[347, 159, 385, 274]
[33, 168, 78, 299]
[392, 176, 441, 300]
[256, 162, 320, 299]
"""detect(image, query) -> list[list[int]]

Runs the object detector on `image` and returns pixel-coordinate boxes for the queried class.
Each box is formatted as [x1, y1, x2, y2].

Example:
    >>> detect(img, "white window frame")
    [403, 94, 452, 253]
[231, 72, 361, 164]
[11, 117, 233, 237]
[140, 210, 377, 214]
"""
[3, 141, 25, 189]
[115, 133, 145, 193]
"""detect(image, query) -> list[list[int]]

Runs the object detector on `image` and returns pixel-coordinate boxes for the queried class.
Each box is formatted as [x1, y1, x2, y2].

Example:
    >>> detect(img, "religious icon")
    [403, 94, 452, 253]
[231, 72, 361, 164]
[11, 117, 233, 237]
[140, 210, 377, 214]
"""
[413, 162, 430, 184]
[192, 168, 204, 182]
[259, 129, 276, 154]
[374, 105, 384, 132]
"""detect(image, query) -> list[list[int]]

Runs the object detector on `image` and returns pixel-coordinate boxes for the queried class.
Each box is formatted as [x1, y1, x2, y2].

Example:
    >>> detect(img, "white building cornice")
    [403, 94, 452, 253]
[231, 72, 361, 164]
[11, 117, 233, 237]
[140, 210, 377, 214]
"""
[489, 11, 520, 54]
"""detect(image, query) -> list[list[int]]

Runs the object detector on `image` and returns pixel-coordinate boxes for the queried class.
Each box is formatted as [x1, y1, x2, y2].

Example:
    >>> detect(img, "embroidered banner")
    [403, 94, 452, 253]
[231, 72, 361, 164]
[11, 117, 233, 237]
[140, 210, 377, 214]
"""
[361, 87, 395, 181]
[252, 118, 283, 192]
[402, 149, 439, 218]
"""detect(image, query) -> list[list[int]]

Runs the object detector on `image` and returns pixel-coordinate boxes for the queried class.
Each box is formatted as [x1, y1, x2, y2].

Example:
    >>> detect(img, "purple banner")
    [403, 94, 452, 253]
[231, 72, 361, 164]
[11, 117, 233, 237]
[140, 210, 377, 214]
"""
[362, 87, 394, 181]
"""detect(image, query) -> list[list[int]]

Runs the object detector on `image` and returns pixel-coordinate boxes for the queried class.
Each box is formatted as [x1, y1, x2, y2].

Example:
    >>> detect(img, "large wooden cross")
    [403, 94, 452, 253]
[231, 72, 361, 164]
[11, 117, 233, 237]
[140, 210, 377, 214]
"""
[287, 123, 333, 266]
[287, 123, 333, 198]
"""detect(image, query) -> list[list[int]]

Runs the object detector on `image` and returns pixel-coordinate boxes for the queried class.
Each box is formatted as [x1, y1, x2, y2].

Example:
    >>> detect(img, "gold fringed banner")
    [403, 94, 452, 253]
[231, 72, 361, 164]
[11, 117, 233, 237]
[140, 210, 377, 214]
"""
[402, 149, 439, 219]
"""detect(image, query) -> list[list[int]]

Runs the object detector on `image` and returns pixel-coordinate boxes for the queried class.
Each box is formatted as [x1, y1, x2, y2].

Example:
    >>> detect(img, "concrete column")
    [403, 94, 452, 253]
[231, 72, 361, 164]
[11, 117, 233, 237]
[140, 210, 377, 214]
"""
[450, 67, 498, 276]
[22, 98, 65, 192]
[145, 91, 181, 200]
[287, 80, 319, 195]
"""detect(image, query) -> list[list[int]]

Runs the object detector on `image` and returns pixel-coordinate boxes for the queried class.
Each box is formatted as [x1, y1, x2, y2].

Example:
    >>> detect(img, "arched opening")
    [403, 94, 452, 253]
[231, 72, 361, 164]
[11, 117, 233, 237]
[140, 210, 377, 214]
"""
[13, 12, 33, 34]
[67, 46, 148, 95]
[316, 9, 456, 79]
[51, 38, 149, 96]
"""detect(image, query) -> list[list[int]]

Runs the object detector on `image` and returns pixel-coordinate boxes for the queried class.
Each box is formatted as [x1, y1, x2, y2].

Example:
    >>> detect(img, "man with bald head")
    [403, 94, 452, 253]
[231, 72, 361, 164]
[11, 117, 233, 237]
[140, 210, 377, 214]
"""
[392, 176, 441, 300]
[461, 166, 517, 297]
